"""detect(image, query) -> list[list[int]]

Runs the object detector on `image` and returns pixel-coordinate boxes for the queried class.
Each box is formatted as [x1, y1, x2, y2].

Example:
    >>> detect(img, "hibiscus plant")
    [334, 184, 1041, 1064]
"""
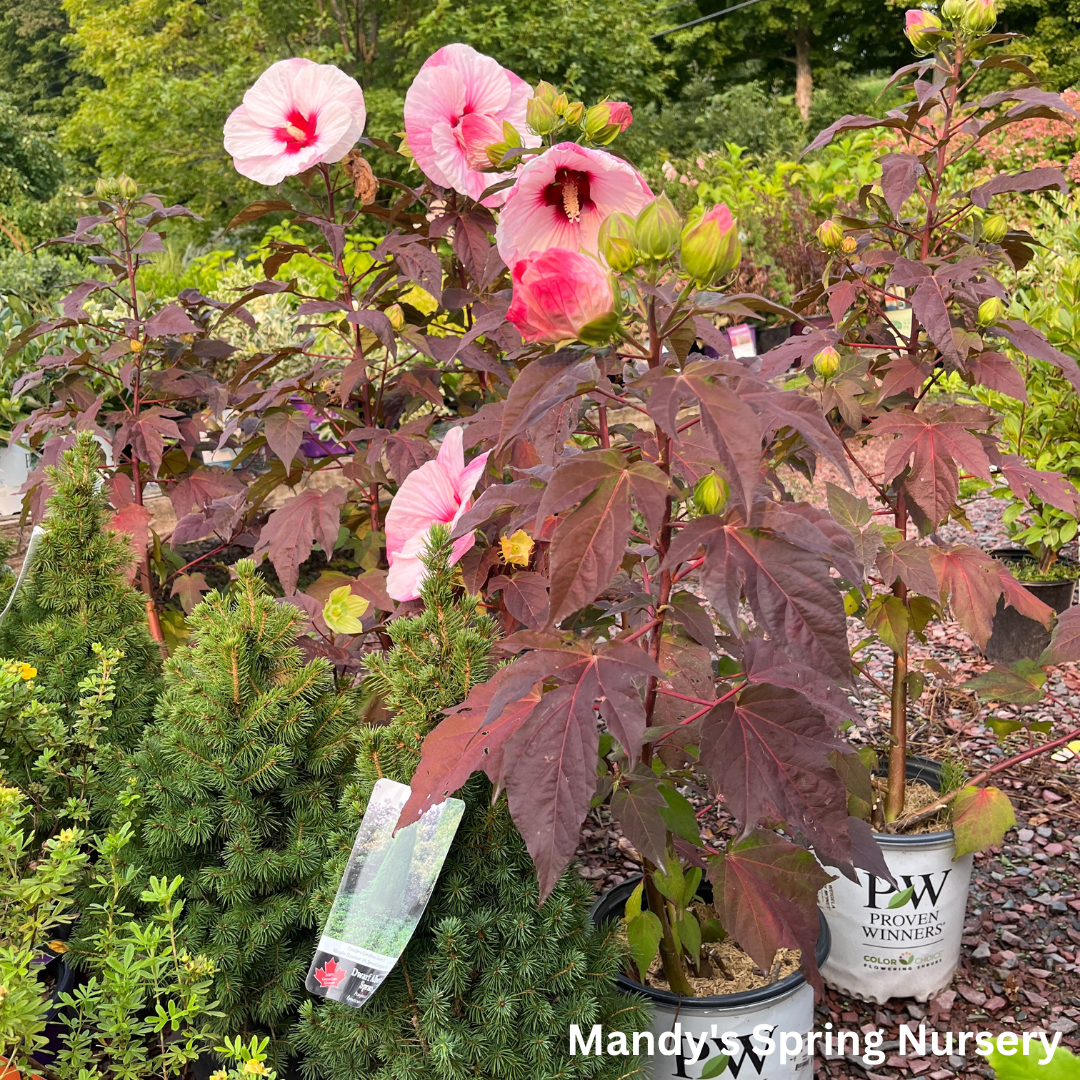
[10, 6, 1080, 1005]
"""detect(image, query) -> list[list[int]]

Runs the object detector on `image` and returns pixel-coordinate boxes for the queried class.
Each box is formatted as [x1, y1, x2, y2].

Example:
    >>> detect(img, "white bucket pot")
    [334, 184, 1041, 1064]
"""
[819, 759, 973, 1004]
[592, 877, 829, 1080]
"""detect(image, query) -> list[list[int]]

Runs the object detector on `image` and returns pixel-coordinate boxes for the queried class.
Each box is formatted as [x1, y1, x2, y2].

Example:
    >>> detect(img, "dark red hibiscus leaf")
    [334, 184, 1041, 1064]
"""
[611, 775, 668, 867]
[707, 829, 832, 988]
[168, 466, 245, 518]
[254, 486, 347, 594]
[699, 683, 851, 862]
[996, 563, 1054, 629]
[929, 545, 1004, 648]
[875, 539, 940, 599]
[263, 408, 311, 469]
[668, 515, 851, 681]
[541, 450, 670, 624]
[866, 406, 993, 526]
[486, 572, 550, 629]
[741, 639, 859, 723]
[994, 454, 1080, 516]
[1042, 604, 1080, 664]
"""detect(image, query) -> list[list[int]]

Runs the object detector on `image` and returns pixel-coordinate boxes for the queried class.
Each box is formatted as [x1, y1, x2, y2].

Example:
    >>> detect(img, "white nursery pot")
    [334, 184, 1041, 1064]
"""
[592, 877, 829, 1079]
[819, 758, 973, 1004]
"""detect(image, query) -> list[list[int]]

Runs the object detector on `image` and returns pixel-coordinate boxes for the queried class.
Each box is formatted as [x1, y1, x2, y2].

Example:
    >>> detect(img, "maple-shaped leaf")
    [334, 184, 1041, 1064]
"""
[110, 502, 152, 580]
[951, 786, 1016, 858]
[876, 539, 940, 599]
[877, 352, 933, 402]
[254, 486, 347, 594]
[497, 352, 599, 450]
[993, 453, 1080, 516]
[145, 304, 200, 337]
[171, 572, 211, 615]
[1041, 604, 1080, 665]
[699, 684, 851, 863]
[486, 572, 550, 629]
[707, 830, 833, 988]
[965, 351, 1027, 401]
[929, 545, 1004, 649]
[168, 467, 245, 518]
[668, 515, 851, 681]
[998, 319, 1080, 395]
[114, 407, 185, 477]
[866, 407, 993, 527]
[540, 449, 671, 624]
[964, 660, 1046, 705]
[610, 775, 668, 867]
[263, 408, 311, 469]
[313, 957, 349, 989]
[996, 563, 1054, 629]
[741, 639, 859, 723]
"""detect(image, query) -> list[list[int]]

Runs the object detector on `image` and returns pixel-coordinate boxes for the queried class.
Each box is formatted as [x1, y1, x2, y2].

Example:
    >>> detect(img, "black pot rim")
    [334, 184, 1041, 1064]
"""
[873, 755, 955, 847]
[988, 547, 1080, 582]
[590, 875, 831, 1010]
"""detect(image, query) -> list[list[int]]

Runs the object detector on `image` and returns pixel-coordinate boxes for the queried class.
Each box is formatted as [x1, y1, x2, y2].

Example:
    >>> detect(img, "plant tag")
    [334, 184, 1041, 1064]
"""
[306, 777, 464, 1008]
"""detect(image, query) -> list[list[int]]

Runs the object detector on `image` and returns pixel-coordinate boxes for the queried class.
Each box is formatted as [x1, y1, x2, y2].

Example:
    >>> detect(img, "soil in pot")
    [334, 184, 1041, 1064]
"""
[593, 877, 829, 1080]
[819, 757, 973, 1004]
[985, 548, 1078, 663]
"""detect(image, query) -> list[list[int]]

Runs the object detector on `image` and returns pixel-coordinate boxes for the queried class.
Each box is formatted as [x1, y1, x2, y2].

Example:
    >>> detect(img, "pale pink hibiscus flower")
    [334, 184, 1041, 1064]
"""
[224, 58, 366, 186]
[507, 249, 618, 345]
[495, 142, 653, 267]
[404, 43, 538, 205]
[385, 426, 490, 601]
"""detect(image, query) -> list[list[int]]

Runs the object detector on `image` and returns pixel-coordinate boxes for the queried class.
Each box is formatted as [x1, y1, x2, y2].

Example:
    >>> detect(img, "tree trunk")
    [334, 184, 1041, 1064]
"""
[794, 25, 812, 123]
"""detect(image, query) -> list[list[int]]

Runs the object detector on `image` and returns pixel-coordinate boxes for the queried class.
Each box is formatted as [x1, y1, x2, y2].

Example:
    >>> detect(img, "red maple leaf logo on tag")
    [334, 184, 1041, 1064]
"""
[314, 958, 348, 989]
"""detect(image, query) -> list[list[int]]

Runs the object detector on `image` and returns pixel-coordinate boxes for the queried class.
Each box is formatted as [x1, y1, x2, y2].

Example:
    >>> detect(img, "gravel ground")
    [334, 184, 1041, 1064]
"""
[576, 442, 1080, 1078]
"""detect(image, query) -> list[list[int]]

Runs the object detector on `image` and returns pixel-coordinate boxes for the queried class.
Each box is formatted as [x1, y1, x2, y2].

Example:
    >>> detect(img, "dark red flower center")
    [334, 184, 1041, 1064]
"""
[543, 168, 593, 223]
[275, 109, 319, 153]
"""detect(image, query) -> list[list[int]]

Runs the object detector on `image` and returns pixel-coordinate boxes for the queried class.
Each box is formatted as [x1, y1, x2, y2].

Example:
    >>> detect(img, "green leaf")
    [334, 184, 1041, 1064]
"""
[683, 866, 703, 908]
[701, 1054, 730, 1079]
[625, 880, 644, 922]
[826, 482, 872, 530]
[952, 786, 1016, 858]
[989, 1043, 1079, 1080]
[987, 717, 1024, 739]
[888, 886, 914, 909]
[653, 856, 686, 905]
[658, 784, 702, 846]
[677, 911, 702, 961]
[865, 594, 910, 653]
[964, 661, 1046, 705]
[626, 911, 663, 983]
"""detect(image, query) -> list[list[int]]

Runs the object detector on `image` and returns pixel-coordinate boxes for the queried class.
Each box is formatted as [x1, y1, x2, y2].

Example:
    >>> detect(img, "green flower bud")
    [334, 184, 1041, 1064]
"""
[813, 345, 841, 380]
[577, 310, 622, 346]
[534, 81, 559, 106]
[117, 174, 138, 198]
[817, 219, 845, 251]
[582, 102, 633, 145]
[680, 203, 740, 284]
[905, 9, 944, 53]
[563, 101, 586, 126]
[634, 195, 682, 260]
[960, 0, 996, 35]
[694, 473, 730, 516]
[598, 212, 639, 273]
[552, 92, 569, 116]
[941, 0, 967, 24]
[977, 296, 1006, 327]
[526, 96, 560, 135]
[94, 176, 121, 199]
[981, 213, 1008, 244]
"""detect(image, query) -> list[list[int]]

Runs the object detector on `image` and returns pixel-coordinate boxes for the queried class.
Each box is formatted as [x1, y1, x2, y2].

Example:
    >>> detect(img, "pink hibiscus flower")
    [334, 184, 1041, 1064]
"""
[507, 249, 618, 345]
[404, 43, 538, 205]
[495, 142, 653, 267]
[384, 426, 490, 601]
[224, 58, 366, 186]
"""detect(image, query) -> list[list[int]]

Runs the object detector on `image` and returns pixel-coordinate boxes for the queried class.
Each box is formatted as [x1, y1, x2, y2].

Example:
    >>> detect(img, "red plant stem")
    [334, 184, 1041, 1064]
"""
[598, 403, 610, 449]
[885, 491, 909, 821]
[888, 722, 1080, 832]
[623, 618, 662, 644]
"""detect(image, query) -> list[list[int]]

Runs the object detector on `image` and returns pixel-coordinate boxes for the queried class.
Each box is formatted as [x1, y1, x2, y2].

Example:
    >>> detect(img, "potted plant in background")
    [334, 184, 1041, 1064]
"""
[768, 0, 1080, 1002]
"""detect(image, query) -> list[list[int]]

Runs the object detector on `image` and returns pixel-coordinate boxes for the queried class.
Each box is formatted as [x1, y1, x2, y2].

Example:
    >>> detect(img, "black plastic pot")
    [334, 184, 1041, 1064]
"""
[755, 324, 792, 355]
[590, 876, 830, 1009]
[985, 547, 1078, 663]
[30, 955, 77, 1068]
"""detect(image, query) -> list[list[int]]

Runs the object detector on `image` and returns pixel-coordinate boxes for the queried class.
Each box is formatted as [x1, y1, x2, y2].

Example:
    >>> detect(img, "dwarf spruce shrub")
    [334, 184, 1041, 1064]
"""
[133, 560, 360, 1050]
[294, 528, 648, 1080]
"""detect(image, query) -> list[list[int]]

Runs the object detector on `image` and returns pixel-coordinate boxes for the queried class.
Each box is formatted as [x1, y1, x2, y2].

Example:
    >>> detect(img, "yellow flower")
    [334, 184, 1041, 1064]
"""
[322, 586, 369, 635]
[499, 530, 534, 567]
[210, 1070, 229, 1080]
[18, 663, 36, 680]
[48, 940, 69, 954]
[243, 1060, 268, 1075]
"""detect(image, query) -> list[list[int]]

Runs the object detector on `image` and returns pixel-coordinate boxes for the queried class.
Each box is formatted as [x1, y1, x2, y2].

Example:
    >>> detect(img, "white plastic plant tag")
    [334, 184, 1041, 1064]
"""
[0, 525, 45, 624]
[306, 777, 464, 1008]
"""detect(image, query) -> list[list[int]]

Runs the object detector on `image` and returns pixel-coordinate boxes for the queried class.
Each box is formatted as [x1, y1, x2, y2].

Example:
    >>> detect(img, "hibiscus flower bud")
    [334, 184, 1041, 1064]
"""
[635, 195, 682, 260]
[980, 213, 1008, 244]
[563, 101, 586, 126]
[694, 473, 730, 516]
[941, 0, 966, 24]
[817, 219, 845, 251]
[552, 92, 569, 116]
[841, 235, 858, 254]
[95, 176, 121, 199]
[534, 81, 559, 106]
[814, 345, 841, 380]
[680, 203, 740, 283]
[507, 248, 619, 345]
[960, 0, 996, 34]
[977, 296, 1006, 327]
[598, 211, 640, 273]
[499, 529, 535, 566]
[583, 101, 633, 145]
[527, 95, 560, 135]
[117, 174, 138, 198]
[905, 9, 944, 53]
